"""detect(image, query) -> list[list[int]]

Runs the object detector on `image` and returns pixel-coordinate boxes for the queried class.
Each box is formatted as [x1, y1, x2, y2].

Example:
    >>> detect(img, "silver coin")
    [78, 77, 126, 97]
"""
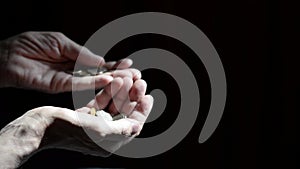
[69, 67, 109, 77]
[72, 70, 90, 77]
[112, 113, 127, 121]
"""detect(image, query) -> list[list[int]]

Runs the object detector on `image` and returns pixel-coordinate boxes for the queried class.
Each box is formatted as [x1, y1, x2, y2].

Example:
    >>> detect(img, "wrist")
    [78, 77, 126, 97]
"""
[0, 40, 11, 88]
[0, 135, 26, 169]
[0, 110, 50, 168]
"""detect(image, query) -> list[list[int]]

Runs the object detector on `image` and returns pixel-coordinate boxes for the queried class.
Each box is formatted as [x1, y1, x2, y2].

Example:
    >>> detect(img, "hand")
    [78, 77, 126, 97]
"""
[44, 77, 152, 154]
[0, 77, 153, 168]
[0, 32, 136, 93]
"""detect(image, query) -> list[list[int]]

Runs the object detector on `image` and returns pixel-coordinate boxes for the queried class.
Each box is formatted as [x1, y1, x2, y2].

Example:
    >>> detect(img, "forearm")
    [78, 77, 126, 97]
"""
[0, 135, 24, 169]
[0, 114, 46, 168]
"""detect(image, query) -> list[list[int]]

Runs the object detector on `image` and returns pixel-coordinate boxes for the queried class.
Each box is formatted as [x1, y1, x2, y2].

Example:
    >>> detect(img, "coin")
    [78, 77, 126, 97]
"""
[90, 108, 127, 121]
[112, 113, 127, 121]
[86, 67, 108, 76]
[74, 70, 90, 77]
[69, 67, 109, 77]
[90, 108, 96, 116]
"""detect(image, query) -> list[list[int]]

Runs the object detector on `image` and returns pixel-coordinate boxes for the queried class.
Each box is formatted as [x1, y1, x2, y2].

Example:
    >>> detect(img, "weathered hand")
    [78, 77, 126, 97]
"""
[0, 77, 153, 168]
[0, 32, 135, 93]
[44, 77, 153, 155]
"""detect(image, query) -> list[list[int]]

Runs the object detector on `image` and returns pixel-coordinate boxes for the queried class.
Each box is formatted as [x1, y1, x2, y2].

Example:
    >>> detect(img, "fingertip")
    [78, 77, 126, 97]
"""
[132, 123, 141, 135]
[142, 95, 154, 113]
[114, 58, 133, 69]
[135, 79, 147, 89]
[104, 75, 114, 81]
[95, 75, 113, 84]
[130, 68, 142, 80]
[145, 94, 154, 104]
[130, 79, 147, 101]
[98, 56, 106, 67]
[104, 61, 117, 69]
[122, 58, 133, 67]
[110, 119, 140, 136]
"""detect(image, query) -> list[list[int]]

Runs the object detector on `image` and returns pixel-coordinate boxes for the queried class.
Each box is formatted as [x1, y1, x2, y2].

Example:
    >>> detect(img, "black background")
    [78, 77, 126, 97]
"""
[0, 0, 299, 168]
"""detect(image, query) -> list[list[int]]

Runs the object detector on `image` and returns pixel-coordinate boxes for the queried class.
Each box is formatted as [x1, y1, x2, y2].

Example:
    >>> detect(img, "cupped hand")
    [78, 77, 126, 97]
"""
[0, 77, 153, 168]
[43, 77, 153, 155]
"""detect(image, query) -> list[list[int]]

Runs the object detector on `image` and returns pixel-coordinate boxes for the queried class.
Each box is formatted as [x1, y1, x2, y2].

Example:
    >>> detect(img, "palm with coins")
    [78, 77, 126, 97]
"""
[0, 32, 153, 168]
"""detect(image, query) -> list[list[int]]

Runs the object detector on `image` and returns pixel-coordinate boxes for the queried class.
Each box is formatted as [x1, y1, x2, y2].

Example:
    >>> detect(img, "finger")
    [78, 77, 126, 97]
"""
[75, 107, 90, 114]
[107, 118, 140, 136]
[105, 58, 133, 70]
[107, 68, 141, 81]
[114, 77, 133, 101]
[70, 74, 113, 91]
[109, 77, 133, 114]
[129, 79, 147, 101]
[108, 101, 136, 117]
[60, 34, 105, 67]
[120, 101, 137, 116]
[128, 95, 154, 123]
[45, 71, 113, 93]
[87, 77, 123, 109]
[108, 102, 118, 115]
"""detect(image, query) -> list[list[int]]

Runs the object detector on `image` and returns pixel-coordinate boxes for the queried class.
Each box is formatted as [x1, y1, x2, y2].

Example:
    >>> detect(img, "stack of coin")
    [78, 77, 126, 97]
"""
[90, 108, 97, 116]
[69, 67, 109, 77]
[112, 113, 127, 121]
[89, 108, 126, 121]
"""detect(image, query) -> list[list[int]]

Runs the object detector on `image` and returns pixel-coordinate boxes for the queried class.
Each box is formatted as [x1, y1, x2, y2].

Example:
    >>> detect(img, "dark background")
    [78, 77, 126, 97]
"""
[0, 0, 299, 168]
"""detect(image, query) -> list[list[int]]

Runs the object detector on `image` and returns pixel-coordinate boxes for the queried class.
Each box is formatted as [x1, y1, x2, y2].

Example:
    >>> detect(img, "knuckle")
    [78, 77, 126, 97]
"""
[53, 32, 65, 38]
[20, 31, 33, 37]
[130, 68, 142, 79]
[123, 76, 133, 84]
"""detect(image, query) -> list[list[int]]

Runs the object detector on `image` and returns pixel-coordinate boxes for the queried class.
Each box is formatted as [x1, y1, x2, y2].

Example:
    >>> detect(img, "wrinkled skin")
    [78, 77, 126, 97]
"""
[0, 31, 141, 92]
[0, 32, 153, 168]
[0, 77, 153, 169]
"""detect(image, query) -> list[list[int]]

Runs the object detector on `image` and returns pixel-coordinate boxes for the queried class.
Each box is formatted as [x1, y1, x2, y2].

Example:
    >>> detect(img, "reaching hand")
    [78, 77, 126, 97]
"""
[0, 32, 136, 93]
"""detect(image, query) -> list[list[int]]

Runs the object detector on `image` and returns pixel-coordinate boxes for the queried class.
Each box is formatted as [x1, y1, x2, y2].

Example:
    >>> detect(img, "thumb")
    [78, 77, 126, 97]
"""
[107, 119, 141, 137]
[61, 34, 105, 67]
